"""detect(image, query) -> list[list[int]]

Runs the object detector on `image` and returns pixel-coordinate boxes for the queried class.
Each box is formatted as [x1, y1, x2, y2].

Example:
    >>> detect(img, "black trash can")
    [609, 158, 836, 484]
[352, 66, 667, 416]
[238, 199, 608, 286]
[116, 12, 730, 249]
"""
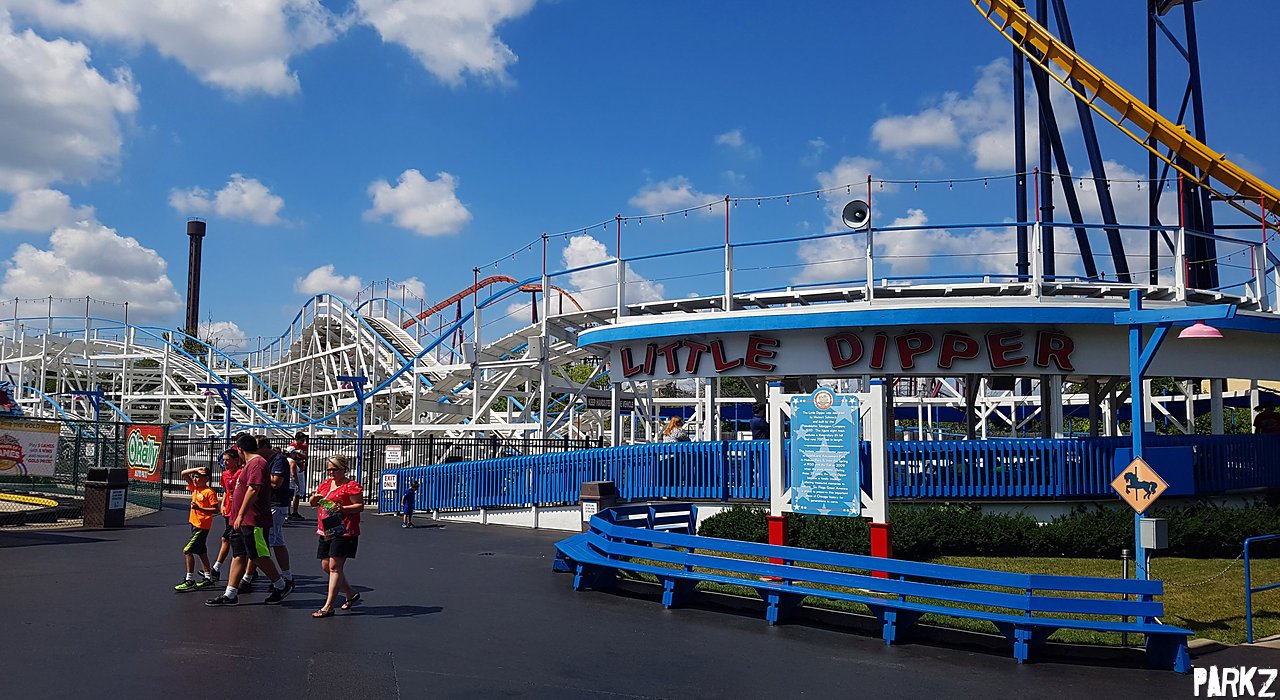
[83, 468, 128, 528]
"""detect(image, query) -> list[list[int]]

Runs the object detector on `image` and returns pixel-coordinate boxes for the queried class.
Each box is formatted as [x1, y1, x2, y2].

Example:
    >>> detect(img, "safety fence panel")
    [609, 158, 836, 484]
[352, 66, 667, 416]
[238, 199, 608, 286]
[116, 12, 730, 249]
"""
[0, 417, 162, 526]
[379, 434, 1280, 514]
[380, 440, 770, 513]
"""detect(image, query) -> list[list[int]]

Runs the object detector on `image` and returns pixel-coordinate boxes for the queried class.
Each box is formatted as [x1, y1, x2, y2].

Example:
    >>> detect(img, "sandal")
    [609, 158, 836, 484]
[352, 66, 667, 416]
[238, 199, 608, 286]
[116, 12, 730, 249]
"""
[340, 592, 362, 610]
[312, 608, 334, 618]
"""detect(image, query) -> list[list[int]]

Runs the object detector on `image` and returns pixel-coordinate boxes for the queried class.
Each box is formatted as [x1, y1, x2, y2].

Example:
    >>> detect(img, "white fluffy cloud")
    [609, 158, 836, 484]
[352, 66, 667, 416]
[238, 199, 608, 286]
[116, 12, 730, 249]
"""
[561, 234, 664, 310]
[8, 0, 341, 96]
[295, 265, 427, 302]
[815, 156, 892, 227]
[295, 264, 363, 299]
[0, 189, 95, 231]
[0, 12, 138, 193]
[198, 320, 248, 350]
[169, 174, 286, 225]
[870, 59, 1077, 171]
[715, 129, 760, 158]
[1, 222, 182, 322]
[628, 176, 720, 216]
[356, 0, 536, 85]
[364, 169, 471, 236]
[794, 208, 1016, 283]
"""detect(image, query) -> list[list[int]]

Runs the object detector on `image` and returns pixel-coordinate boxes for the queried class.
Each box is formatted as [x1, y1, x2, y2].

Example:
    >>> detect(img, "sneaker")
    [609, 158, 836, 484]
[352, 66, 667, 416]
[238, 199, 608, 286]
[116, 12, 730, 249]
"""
[250, 571, 261, 583]
[174, 580, 198, 592]
[283, 578, 296, 596]
[205, 594, 238, 607]
[195, 576, 215, 589]
[264, 583, 292, 605]
[207, 569, 220, 583]
[237, 580, 253, 594]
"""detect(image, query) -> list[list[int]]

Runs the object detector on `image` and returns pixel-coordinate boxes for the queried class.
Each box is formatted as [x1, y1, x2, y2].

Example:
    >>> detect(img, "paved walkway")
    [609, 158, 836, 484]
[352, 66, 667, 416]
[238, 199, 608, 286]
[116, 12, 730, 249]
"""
[1, 505, 1271, 698]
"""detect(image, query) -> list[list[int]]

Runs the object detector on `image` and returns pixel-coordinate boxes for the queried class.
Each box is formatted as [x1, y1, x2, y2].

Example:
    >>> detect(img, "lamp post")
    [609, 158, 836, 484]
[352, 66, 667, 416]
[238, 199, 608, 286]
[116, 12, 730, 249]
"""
[337, 375, 368, 486]
[66, 385, 105, 471]
[1113, 289, 1234, 579]
[197, 382, 235, 449]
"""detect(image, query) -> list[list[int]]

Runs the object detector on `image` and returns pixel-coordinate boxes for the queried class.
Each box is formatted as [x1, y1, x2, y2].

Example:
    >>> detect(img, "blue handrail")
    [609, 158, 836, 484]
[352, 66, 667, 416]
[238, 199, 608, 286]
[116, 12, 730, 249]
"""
[1245, 533, 1280, 644]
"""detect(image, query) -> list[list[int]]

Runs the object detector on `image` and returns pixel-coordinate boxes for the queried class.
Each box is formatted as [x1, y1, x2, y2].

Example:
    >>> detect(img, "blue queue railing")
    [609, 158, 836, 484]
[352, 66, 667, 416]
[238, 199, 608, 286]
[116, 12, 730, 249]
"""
[380, 434, 1280, 514]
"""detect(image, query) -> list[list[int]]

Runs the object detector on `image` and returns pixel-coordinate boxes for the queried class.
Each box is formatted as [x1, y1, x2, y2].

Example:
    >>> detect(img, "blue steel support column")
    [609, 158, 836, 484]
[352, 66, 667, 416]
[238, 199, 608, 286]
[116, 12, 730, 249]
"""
[197, 382, 234, 449]
[1013, 17, 1029, 280]
[1147, 0, 1160, 285]
[1049, 0, 1130, 282]
[1118, 290, 1235, 580]
[1127, 291, 1150, 580]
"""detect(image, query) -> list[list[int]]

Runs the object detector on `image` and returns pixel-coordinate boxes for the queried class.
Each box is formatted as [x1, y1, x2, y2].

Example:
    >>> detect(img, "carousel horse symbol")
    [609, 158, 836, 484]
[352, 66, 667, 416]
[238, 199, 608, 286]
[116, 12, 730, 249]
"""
[1123, 470, 1157, 499]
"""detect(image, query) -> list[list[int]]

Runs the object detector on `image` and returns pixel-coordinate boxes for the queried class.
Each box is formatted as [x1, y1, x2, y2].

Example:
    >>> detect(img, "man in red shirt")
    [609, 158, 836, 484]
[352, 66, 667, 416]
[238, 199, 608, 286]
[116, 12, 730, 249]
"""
[208, 448, 244, 583]
[206, 434, 294, 607]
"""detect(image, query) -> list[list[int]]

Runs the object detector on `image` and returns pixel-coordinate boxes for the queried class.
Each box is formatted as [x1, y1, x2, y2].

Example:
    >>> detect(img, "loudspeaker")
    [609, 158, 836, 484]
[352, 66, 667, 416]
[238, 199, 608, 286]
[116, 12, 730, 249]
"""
[841, 200, 871, 230]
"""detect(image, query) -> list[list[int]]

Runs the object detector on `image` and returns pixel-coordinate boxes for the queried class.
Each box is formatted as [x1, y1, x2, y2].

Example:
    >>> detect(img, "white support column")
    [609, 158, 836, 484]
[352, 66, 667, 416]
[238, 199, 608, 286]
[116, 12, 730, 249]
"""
[1211, 378, 1224, 435]
[1174, 227, 1187, 301]
[1049, 374, 1065, 438]
[723, 244, 734, 312]
[1142, 378, 1156, 434]
[768, 384, 788, 517]
[1183, 380, 1197, 435]
[866, 380, 888, 526]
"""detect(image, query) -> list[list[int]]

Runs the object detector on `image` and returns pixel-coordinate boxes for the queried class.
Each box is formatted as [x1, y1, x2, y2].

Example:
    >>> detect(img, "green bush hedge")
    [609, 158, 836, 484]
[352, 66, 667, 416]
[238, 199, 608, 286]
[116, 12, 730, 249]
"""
[697, 501, 1280, 559]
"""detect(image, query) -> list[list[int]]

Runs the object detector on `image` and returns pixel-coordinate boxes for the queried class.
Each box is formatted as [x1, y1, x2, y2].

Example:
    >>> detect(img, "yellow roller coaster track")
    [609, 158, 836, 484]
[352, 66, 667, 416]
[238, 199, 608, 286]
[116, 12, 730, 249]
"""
[973, 0, 1280, 230]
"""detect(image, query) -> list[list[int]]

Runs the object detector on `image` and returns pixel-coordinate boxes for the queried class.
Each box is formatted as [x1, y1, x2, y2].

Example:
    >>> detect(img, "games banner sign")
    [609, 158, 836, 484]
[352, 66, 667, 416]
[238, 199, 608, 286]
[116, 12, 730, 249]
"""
[0, 420, 59, 477]
[126, 424, 165, 482]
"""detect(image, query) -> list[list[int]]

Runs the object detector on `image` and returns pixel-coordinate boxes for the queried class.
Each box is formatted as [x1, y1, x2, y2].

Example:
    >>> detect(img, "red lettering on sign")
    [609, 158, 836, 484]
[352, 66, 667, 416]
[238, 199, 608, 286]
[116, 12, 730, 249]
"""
[641, 343, 657, 375]
[683, 341, 709, 374]
[896, 331, 934, 370]
[655, 341, 683, 375]
[937, 332, 980, 369]
[869, 333, 889, 370]
[744, 335, 780, 372]
[1034, 330, 1075, 371]
[620, 346, 644, 378]
[710, 339, 744, 372]
[825, 332, 864, 370]
[985, 330, 1027, 369]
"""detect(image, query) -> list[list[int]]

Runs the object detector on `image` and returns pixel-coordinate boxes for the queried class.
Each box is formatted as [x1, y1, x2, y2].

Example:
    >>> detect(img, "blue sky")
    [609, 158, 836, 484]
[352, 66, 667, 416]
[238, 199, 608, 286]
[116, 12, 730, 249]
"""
[1, 0, 1278, 350]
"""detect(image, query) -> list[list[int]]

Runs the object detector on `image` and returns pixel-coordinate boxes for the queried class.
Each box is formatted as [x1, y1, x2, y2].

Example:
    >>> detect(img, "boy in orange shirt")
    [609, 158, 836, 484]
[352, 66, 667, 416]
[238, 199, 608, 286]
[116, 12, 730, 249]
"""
[175, 466, 219, 592]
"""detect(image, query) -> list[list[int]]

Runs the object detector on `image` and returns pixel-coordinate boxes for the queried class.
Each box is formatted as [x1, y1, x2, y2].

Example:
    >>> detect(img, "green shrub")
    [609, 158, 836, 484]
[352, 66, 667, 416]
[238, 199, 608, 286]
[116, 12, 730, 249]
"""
[695, 500, 1280, 559]
[697, 504, 769, 543]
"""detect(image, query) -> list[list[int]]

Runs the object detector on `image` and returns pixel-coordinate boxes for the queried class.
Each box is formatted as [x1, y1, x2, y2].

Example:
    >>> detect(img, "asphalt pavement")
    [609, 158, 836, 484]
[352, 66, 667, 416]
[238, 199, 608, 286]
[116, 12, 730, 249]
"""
[1, 503, 1273, 698]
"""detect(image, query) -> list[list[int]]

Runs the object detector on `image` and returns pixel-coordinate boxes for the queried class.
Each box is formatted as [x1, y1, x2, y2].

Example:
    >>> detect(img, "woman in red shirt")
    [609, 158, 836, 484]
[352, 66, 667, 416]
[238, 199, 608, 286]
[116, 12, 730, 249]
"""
[309, 455, 363, 618]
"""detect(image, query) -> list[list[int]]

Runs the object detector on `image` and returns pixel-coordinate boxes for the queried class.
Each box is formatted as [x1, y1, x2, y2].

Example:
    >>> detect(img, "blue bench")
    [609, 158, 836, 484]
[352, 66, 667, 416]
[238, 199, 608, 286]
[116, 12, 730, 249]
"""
[554, 503, 1191, 672]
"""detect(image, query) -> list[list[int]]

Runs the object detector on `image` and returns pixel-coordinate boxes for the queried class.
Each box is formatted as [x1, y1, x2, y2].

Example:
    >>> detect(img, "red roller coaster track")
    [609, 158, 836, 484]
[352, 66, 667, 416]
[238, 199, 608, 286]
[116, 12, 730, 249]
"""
[401, 275, 584, 330]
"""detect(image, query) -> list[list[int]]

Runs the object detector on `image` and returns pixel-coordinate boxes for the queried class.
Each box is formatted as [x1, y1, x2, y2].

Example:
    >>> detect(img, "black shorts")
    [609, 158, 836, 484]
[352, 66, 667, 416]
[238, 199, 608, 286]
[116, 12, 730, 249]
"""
[220, 516, 235, 541]
[238, 525, 272, 560]
[226, 527, 246, 558]
[183, 526, 210, 556]
[317, 536, 359, 560]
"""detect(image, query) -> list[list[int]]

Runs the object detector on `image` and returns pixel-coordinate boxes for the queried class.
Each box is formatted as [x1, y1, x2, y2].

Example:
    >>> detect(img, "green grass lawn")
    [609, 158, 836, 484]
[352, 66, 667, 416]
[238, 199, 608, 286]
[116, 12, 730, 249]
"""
[628, 551, 1280, 646]
[934, 555, 1280, 645]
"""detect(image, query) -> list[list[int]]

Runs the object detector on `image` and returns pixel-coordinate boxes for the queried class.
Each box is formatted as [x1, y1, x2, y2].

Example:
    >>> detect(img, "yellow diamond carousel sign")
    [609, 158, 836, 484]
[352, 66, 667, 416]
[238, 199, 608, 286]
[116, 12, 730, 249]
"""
[1110, 456, 1169, 514]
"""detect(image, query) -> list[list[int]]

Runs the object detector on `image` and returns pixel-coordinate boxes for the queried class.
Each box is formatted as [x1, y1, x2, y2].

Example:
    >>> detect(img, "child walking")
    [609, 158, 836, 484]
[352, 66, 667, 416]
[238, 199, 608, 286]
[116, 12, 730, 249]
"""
[401, 480, 419, 528]
[175, 466, 219, 592]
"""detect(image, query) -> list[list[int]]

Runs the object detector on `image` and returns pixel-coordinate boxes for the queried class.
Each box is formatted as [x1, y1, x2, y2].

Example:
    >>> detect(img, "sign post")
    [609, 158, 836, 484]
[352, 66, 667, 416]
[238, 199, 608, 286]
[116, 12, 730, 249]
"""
[769, 380, 886, 562]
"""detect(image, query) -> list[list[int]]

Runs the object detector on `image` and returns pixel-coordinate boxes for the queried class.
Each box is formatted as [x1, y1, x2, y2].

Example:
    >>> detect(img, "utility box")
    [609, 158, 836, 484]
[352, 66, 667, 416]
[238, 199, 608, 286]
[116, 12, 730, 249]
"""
[579, 480, 618, 532]
[1140, 517, 1168, 550]
[83, 468, 128, 529]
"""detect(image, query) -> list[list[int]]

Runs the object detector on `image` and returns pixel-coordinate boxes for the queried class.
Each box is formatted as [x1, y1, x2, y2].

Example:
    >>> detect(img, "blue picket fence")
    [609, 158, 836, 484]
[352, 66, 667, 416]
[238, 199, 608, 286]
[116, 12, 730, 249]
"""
[380, 435, 1280, 514]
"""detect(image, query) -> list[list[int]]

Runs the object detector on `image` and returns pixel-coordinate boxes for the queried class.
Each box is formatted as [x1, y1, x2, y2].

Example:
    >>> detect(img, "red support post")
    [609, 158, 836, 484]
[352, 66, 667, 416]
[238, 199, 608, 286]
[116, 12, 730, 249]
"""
[870, 521, 893, 579]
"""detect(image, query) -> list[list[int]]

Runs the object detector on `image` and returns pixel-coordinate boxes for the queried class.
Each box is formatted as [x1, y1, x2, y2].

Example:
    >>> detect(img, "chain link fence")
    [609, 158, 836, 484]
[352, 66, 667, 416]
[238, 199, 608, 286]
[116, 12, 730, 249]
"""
[0, 417, 163, 527]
